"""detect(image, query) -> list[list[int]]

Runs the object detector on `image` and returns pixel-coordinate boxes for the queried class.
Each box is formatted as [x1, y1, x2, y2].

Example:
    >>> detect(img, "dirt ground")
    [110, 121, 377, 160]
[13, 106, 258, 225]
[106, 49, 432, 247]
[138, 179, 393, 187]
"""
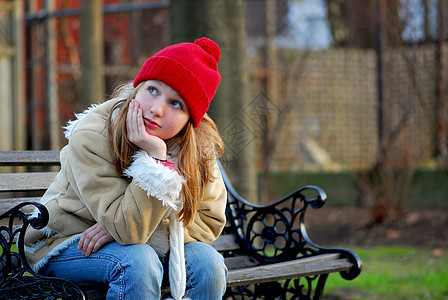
[304, 206, 448, 250]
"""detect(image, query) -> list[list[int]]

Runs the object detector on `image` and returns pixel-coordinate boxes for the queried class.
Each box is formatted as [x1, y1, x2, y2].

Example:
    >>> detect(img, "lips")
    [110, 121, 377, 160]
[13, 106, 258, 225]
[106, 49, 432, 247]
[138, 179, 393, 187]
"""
[143, 118, 160, 130]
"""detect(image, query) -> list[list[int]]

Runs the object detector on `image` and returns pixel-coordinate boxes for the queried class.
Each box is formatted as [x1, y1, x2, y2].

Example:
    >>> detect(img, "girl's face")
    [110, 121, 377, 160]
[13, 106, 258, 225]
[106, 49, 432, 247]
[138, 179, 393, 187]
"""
[133, 80, 190, 140]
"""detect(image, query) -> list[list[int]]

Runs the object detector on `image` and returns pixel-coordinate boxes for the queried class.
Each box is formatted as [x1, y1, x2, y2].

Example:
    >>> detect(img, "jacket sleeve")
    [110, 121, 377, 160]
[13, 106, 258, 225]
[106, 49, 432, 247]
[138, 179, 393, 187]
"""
[66, 129, 183, 245]
[184, 159, 227, 244]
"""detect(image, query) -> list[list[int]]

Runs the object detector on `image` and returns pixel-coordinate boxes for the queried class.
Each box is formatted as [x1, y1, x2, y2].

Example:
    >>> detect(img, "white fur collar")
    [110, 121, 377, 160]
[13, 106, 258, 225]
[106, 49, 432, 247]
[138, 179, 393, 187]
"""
[63, 104, 100, 140]
[123, 150, 184, 211]
[63, 86, 133, 140]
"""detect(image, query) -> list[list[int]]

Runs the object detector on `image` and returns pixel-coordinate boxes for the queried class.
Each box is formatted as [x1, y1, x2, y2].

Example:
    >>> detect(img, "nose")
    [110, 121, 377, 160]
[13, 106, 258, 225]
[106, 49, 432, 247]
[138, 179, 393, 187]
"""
[150, 98, 165, 117]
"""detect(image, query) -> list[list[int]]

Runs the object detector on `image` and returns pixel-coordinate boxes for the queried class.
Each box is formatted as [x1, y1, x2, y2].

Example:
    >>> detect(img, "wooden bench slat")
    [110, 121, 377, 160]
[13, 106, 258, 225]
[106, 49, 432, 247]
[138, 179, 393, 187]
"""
[0, 197, 43, 215]
[0, 172, 57, 192]
[210, 234, 240, 252]
[226, 254, 351, 287]
[0, 150, 60, 166]
[224, 255, 258, 270]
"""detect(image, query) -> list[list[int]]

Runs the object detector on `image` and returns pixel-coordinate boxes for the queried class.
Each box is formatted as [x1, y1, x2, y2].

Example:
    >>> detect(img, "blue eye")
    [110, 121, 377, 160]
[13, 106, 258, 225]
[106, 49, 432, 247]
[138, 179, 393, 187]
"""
[148, 86, 158, 95]
[171, 100, 182, 109]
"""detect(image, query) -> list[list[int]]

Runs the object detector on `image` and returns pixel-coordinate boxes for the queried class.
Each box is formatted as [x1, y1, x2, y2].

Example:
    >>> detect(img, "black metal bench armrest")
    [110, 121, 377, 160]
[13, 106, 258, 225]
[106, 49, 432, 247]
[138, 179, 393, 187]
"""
[1, 201, 49, 276]
[0, 202, 86, 299]
[217, 160, 362, 280]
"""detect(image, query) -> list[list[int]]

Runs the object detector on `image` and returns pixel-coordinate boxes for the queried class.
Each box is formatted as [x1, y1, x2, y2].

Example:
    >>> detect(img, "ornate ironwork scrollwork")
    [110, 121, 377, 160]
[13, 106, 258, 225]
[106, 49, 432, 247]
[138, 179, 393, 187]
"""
[0, 202, 86, 299]
[218, 160, 362, 299]
[224, 275, 327, 300]
[225, 182, 330, 264]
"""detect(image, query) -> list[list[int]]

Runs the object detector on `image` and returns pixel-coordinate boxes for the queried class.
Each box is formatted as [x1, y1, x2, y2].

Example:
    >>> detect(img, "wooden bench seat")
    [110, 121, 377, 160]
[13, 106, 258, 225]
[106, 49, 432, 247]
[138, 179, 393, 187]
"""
[0, 150, 362, 299]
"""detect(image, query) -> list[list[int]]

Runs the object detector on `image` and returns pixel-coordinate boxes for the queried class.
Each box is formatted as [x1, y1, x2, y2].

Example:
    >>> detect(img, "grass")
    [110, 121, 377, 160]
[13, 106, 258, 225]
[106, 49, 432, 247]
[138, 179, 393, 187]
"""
[324, 246, 448, 299]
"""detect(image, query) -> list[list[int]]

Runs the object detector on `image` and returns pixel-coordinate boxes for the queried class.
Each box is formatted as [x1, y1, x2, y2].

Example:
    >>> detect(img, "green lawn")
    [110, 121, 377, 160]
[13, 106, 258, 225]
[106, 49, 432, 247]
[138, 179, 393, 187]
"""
[324, 246, 448, 300]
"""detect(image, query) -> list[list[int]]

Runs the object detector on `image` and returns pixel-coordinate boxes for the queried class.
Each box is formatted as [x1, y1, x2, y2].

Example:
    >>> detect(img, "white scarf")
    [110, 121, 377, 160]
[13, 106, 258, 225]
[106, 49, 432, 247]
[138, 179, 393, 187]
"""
[124, 150, 187, 299]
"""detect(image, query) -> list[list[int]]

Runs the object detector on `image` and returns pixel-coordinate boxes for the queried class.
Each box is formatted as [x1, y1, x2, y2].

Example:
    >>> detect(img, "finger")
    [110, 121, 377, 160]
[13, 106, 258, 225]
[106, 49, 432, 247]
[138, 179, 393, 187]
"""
[127, 102, 149, 147]
[83, 234, 99, 256]
[131, 101, 142, 134]
[84, 229, 103, 256]
[81, 223, 115, 256]
[77, 234, 85, 250]
[80, 225, 103, 256]
[126, 101, 135, 136]
[78, 224, 96, 250]
[127, 101, 136, 124]
[87, 229, 114, 255]
[92, 234, 115, 253]
[127, 101, 141, 141]
[136, 106, 144, 135]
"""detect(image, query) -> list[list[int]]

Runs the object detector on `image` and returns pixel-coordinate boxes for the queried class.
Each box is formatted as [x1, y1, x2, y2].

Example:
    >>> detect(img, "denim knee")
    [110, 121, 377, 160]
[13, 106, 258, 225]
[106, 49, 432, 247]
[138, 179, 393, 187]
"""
[41, 241, 164, 299]
[105, 243, 164, 299]
[184, 242, 228, 298]
[114, 243, 163, 282]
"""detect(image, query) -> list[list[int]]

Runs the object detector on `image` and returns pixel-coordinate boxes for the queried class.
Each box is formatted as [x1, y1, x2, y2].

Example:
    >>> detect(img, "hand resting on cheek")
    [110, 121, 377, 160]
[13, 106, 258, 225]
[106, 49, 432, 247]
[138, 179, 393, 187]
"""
[126, 100, 167, 160]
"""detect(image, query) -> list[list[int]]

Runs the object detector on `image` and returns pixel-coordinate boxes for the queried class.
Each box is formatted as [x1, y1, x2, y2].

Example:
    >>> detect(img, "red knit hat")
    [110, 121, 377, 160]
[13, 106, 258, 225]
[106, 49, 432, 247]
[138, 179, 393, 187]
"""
[133, 37, 221, 128]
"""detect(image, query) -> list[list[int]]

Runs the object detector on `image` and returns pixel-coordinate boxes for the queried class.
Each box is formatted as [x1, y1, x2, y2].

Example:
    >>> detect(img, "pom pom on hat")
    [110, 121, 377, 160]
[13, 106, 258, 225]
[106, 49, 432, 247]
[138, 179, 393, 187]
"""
[133, 37, 221, 128]
[194, 37, 221, 62]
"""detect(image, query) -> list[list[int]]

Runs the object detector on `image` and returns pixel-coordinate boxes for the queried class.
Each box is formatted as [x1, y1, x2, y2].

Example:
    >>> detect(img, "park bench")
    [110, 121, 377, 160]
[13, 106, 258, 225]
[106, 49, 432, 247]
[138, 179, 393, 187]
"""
[0, 150, 362, 299]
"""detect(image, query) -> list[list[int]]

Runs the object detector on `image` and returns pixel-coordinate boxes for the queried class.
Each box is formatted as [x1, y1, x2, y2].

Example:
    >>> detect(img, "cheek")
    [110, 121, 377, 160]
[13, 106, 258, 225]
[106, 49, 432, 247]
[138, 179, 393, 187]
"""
[168, 115, 189, 135]
[133, 97, 148, 111]
[133, 90, 149, 106]
[177, 115, 190, 130]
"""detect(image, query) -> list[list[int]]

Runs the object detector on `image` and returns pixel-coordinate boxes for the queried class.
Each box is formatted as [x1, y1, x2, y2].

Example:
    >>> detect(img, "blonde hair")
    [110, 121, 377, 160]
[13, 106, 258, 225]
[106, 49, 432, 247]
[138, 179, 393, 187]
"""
[107, 82, 224, 225]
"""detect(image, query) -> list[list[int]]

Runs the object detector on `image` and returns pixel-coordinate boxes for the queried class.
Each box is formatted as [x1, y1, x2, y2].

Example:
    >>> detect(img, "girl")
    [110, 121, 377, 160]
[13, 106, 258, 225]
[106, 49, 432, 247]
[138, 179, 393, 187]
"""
[24, 37, 228, 300]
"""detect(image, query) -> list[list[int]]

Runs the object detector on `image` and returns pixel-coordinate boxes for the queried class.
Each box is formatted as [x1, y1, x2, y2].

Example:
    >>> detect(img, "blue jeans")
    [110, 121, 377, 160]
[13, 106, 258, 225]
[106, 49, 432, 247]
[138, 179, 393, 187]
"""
[41, 241, 228, 299]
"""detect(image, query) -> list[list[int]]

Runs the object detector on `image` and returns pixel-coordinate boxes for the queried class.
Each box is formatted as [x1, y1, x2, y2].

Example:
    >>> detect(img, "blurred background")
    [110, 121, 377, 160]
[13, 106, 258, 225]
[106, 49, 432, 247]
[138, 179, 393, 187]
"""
[1, 0, 447, 298]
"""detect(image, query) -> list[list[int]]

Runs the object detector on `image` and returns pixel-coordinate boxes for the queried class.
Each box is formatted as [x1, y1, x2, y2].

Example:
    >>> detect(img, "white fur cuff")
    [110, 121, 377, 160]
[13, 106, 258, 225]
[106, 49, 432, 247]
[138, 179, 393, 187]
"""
[123, 151, 185, 211]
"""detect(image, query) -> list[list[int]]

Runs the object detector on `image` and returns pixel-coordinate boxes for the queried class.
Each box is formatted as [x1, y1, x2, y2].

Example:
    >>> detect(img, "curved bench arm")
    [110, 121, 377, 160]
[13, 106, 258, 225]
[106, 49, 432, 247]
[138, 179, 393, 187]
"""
[0, 202, 86, 299]
[217, 160, 362, 280]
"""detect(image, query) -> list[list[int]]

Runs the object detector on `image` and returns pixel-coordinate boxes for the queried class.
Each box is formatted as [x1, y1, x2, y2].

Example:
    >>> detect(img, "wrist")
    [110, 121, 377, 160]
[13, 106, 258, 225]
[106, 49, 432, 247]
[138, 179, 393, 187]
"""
[140, 138, 167, 161]
[143, 148, 166, 161]
[151, 156, 175, 170]
[152, 156, 167, 162]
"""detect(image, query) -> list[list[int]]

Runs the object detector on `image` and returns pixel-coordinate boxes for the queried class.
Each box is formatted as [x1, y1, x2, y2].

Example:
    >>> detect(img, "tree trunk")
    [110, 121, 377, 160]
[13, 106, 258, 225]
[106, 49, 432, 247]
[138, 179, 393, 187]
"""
[44, 0, 59, 150]
[170, 0, 257, 201]
[80, 0, 105, 109]
[436, 0, 447, 163]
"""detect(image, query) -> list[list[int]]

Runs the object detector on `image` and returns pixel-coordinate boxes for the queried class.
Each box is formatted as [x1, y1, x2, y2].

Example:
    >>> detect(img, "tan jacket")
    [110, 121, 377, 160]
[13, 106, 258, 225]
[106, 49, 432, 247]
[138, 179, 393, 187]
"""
[24, 99, 227, 274]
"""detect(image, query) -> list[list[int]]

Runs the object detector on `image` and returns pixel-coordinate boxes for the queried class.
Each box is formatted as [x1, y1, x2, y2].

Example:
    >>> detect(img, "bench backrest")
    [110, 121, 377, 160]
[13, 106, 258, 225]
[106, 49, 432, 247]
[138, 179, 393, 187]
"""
[0, 151, 245, 267]
[0, 151, 60, 213]
[0, 150, 362, 290]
